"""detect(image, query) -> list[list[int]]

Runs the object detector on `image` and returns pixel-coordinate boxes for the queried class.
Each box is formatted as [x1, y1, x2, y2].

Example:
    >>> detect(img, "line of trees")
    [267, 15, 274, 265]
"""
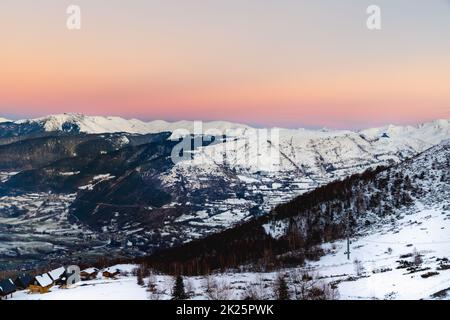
[135, 267, 339, 300]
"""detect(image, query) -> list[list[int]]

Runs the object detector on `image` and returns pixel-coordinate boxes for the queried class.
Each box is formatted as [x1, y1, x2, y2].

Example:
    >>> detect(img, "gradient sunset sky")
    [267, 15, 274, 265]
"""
[0, 0, 449, 128]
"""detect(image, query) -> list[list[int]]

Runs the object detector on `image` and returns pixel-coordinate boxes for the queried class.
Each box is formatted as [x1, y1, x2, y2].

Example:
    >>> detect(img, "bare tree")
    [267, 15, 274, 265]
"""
[242, 274, 267, 300]
[307, 282, 339, 300]
[290, 270, 314, 299]
[185, 278, 195, 298]
[205, 276, 232, 300]
[353, 258, 365, 276]
[148, 290, 162, 300]
[136, 269, 145, 286]
[147, 271, 158, 293]
[290, 270, 339, 300]
[413, 248, 423, 266]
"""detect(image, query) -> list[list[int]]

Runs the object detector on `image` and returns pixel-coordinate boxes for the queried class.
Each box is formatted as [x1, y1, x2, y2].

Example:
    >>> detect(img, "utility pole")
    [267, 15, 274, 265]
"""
[346, 211, 351, 260]
[347, 235, 350, 260]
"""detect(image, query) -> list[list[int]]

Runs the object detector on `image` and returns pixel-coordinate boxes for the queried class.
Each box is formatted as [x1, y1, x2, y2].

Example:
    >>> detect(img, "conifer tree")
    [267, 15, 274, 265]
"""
[172, 275, 188, 300]
[275, 274, 290, 300]
[136, 269, 144, 286]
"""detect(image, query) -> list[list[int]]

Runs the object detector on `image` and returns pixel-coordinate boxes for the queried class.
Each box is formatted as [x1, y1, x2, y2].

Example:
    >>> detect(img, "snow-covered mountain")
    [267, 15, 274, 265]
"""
[13, 113, 250, 135]
[1, 114, 448, 299]
[6, 139, 450, 300]
[4, 113, 449, 141]
[144, 139, 450, 300]
[360, 119, 450, 145]
[161, 119, 450, 229]
[0, 114, 449, 271]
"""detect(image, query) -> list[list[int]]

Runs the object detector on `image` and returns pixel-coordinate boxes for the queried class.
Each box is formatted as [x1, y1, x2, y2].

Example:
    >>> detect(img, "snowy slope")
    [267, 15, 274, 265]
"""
[175, 119, 450, 175]
[1, 114, 449, 270]
[12, 277, 149, 300]
[8, 113, 449, 141]
[308, 205, 450, 300]
[14, 113, 250, 135]
[0, 117, 11, 123]
[261, 138, 450, 241]
[10, 204, 450, 303]
[8, 147, 450, 302]
[261, 139, 450, 299]
[11, 264, 149, 301]
[159, 119, 450, 235]
[133, 140, 449, 300]
[5, 130, 449, 301]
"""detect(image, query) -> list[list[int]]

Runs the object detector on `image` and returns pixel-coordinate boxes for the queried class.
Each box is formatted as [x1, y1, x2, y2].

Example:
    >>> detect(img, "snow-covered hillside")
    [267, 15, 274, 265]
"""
[6, 113, 450, 143]
[13, 113, 250, 135]
[308, 205, 450, 300]
[159, 119, 450, 234]
[174, 119, 450, 177]
[122, 139, 448, 301]
[10, 265, 149, 300]
[0, 118, 11, 123]
[10, 204, 450, 302]
[262, 139, 450, 299]
[7, 176, 450, 300]
[260, 138, 450, 246]
[6, 136, 450, 300]
[0, 115, 448, 274]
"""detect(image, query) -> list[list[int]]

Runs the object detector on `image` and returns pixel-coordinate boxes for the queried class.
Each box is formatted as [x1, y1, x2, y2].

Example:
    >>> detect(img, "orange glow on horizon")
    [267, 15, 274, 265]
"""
[0, 1, 449, 128]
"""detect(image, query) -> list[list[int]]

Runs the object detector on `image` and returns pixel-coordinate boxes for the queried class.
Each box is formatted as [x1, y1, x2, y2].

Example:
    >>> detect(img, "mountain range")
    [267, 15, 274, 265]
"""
[0, 114, 448, 270]
[146, 138, 449, 273]
[0, 113, 249, 137]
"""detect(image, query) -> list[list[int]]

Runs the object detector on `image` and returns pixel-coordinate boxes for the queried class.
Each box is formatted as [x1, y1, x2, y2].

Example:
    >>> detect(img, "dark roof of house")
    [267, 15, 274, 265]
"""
[15, 274, 34, 288]
[0, 279, 17, 295]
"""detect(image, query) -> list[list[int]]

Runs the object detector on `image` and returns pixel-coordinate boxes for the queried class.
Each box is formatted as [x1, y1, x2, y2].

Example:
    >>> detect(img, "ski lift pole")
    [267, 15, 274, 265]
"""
[346, 211, 351, 260]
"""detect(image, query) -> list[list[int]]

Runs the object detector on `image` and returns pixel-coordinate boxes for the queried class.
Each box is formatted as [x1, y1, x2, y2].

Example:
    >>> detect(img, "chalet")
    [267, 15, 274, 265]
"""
[48, 267, 67, 286]
[102, 267, 120, 279]
[80, 268, 99, 281]
[14, 274, 34, 290]
[0, 278, 17, 299]
[29, 273, 53, 294]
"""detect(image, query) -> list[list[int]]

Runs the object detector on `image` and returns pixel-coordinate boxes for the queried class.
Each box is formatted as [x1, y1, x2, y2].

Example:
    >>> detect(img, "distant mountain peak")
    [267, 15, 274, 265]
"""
[2, 113, 449, 139]
[7, 113, 251, 136]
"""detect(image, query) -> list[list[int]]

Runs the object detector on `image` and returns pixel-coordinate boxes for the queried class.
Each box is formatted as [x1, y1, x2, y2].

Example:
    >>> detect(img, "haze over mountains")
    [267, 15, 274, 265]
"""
[0, 113, 448, 272]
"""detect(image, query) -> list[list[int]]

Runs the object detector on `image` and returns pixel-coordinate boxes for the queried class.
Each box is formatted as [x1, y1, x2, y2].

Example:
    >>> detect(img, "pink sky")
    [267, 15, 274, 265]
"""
[0, 1, 449, 128]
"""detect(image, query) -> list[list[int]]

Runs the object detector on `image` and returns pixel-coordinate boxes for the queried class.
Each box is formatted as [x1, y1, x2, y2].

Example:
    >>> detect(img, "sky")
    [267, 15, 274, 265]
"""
[0, 0, 449, 129]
